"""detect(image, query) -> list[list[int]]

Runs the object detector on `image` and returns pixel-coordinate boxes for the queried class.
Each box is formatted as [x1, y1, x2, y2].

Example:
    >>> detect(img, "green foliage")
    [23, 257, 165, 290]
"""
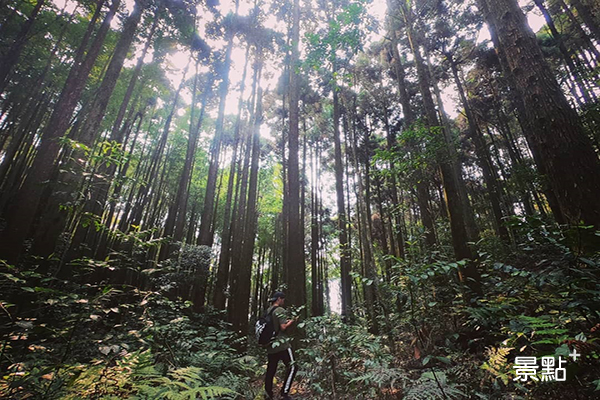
[481, 346, 514, 386]
[403, 371, 466, 400]
[372, 120, 450, 219]
[297, 314, 402, 399]
[133, 364, 236, 399]
[303, 0, 372, 76]
[0, 260, 258, 399]
[148, 244, 211, 300]
[367, 215, 600, 398]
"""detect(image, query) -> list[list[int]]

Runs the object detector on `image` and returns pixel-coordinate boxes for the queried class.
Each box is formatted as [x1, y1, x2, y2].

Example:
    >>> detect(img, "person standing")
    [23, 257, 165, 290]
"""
[264, 291, 298, 400]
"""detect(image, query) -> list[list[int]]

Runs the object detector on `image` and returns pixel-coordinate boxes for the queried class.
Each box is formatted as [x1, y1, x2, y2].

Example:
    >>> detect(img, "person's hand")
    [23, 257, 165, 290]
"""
[285, 316, 300, 329]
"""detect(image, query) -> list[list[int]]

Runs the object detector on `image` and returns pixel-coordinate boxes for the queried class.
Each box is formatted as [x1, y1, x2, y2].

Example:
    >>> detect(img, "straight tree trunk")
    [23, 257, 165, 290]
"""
[402, 3, 481, 293]
[379, 75, 405, 259]
[212, 45, 251, 310]
[310, 139, 323, 316]
[429, 59, 479, 242]
[386, 28, 436, 246]
[229, 81, 263, 333]
[227, 58, 260, 321]
[332, 62, 353, 320]
[285, 0, 307, 310]
[346, 104, 378, 333]
[124, 72, 186, 233]
[0, 0, 121, 263]
[32, 1, 144, 259]
[533, 0, 593, 103]
[197, 33, 235, 247]
[86, 10, 159, 228]
[447, 53, 510, 241]
[568, 0, 600, 43]
[556, 0, 600, 62]
[159, 67, 208, 260]
[479, 0, 600, 228]
[0, 0, 47, 94]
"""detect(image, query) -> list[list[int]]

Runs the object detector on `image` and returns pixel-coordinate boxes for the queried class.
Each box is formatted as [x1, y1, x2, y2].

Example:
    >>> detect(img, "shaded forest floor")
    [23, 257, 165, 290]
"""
[1, 217, 600, 399]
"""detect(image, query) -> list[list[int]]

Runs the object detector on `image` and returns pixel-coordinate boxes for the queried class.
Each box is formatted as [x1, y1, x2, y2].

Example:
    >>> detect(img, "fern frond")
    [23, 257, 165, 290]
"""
[404, 371, 466, 400]
[198, 386, 235, 400]
[481, 346, 513, 386]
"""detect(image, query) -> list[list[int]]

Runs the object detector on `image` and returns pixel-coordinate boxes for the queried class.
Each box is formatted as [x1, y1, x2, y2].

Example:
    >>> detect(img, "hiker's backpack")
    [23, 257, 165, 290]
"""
[255, 307, 277, 346]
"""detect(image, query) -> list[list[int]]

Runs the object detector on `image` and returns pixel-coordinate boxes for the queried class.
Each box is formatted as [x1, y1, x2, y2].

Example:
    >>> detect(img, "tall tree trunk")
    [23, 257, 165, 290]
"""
[0, 0, 121, 263]
[197, 32, 235, 247]
[310, 141, 321, 316]
[386, 28, 436, 246]
[568, 0, 600, 43]
[124, 72, 186, 233]
[32, 1, 144, 260]
[556, 0, 600, 62]
[212, 45, 251, 310]
[160, 67, 208, 260]
[429, 58, 479, 242]
[346, 103, 378, 333]
[447, 53, 510, 242]
[380, 75, 405, 259]
[533, 0, 593, 103]
[86, 9, 159, 227]
[479, 0, 600, 228]
[285, 0, 307, 310]
[332, 61, 352, 320]
[0, 0, 47, 94]
[227, 56, 260, 320]
[229, 80, 263, 333]
[402, 3, 481, 293]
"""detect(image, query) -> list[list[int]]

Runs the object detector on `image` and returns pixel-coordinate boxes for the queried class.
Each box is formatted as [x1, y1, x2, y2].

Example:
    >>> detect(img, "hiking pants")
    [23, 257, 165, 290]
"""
[265, 347, 297, 397]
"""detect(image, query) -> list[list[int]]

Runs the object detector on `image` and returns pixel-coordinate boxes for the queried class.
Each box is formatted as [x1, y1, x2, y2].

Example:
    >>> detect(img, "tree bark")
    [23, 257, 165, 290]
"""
[197, 33, 235, 247]
[285, 0, 307, 310]
[332, 63, 353, 320]
[346, 102, 378, 334]
[229, 80, 263, 333]
[0, 0, 121, 263]
[160, 67, 209, 260]
[212, 45, 251, 310]
[32, 1, 144, 260]
[568, 0, 600, 43]
[386, 28, 436, 246]
[479, 0, 600, 228]
[447, 53, 510, 242]
[533, 0, 593, 104]
[0, 0, 47, 95]
[402, 3, 481, 293]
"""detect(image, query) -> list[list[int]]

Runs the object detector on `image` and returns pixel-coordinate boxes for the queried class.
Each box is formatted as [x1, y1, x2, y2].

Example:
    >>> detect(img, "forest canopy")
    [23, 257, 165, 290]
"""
[1, 0, 600, 398]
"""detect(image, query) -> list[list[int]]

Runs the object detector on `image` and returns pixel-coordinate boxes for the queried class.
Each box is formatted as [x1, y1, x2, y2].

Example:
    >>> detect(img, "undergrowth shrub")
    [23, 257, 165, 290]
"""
[2, 215, 600, 399]
[0, 260, 258, 399]
[297, 314, 405, 399]
[384, 216, 600, 398]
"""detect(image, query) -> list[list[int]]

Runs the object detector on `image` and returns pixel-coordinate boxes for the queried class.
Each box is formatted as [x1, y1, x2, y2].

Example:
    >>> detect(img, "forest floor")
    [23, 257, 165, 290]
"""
[1, 221, 600, 399]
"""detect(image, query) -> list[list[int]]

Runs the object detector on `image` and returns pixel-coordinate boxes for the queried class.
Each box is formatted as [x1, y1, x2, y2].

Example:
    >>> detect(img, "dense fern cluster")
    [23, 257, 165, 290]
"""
[0, 260, 258, 399]
[1, 217, 600, 399]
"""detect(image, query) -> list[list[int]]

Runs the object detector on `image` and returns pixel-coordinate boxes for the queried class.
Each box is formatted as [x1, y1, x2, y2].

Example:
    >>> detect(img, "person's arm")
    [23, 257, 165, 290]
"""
[280, 318, 294, 331]
[276, 308, 297, 331]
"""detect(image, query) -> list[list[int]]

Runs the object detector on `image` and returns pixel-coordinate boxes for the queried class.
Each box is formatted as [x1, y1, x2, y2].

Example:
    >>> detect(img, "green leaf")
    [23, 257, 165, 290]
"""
[555, 344, 570, 357]
[437, 356, 451, 365]
[1, 272, 23, 283]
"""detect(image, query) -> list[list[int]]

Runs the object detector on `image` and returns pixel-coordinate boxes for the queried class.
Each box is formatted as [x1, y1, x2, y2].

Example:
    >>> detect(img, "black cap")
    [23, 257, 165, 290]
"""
[269, 291, 285, 303]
